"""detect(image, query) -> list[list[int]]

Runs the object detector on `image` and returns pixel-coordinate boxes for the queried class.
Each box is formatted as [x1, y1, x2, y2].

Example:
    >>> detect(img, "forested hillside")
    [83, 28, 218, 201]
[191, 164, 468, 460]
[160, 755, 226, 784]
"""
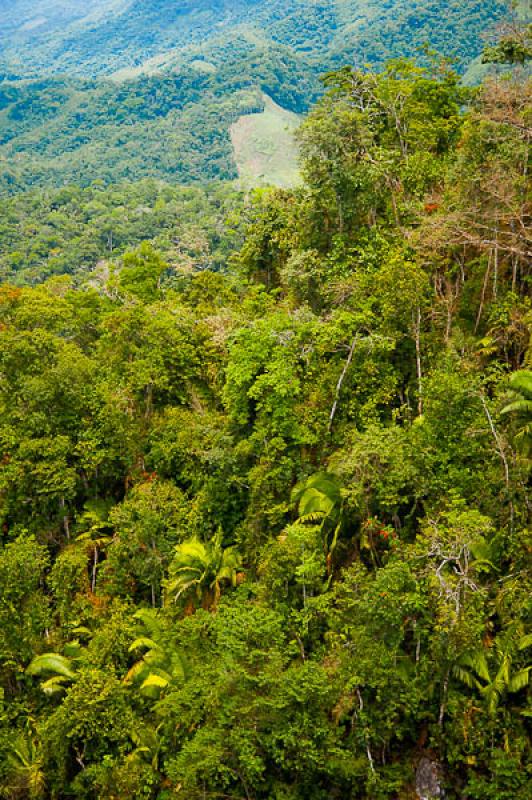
[0, 47, 316, 194]
[0, 43, 530, 799]
[0, 1, 515, 193]
[0, 1, 509, 78]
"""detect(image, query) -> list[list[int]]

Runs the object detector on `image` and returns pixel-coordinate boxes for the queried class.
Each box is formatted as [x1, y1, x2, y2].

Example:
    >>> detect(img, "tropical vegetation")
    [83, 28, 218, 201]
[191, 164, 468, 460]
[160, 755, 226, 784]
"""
[0, 11, 531, 800]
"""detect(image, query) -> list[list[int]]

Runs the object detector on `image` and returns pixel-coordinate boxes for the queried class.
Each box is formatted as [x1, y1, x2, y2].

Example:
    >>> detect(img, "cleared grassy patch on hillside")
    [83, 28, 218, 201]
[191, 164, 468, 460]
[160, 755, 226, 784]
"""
[230, 94, 300, 189]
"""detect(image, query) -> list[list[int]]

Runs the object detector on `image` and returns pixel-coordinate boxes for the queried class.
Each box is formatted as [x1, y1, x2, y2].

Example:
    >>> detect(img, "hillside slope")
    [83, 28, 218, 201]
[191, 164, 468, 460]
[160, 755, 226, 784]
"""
[230, 94, 301, 189]
[0, 57, 530, 800]
[0, 46, 317, 193]
[0, 1, 509, 78]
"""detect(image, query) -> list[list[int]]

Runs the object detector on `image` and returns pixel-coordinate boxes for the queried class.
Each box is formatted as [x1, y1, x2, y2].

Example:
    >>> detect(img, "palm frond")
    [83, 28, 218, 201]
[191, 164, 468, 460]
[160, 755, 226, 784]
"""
[456, 651, 490, 683]
[140, 674, 169, 691]
[133, 608, 164, 637]
[298, 511, 326, 525]
[517, 633, 532, 651]
[124, 660, 148, 684]
[26, 654, 76, 680]
[508, 667, 531, 693]
[453, 664, 483, 690]
[501, 399, 532, 416]
[40, 676, 70, 696]
[128, 636, 160, 654]
[507, 370, 532, 399]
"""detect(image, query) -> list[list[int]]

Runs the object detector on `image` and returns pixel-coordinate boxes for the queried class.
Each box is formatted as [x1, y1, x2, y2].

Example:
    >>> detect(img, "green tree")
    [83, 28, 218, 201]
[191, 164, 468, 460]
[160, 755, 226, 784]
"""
[117, 242, 167, 303]
[291, 472, 344, 568]
[454, 628, 532, 716]
[26, 651, 78, 697]
[103, 480, 192, 605]
[125, 609, 186, 697]
[501, 370, 532, 456]
[0, 536, 50, 689]
[1, 731, 46, 800]
[164, 530, 242, 609]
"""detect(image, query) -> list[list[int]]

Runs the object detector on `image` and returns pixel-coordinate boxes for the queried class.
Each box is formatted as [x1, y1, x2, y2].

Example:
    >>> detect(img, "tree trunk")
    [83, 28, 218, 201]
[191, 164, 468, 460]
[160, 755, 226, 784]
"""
[493, 228, 499, 299]
[356, 687, 376, 775]
[92, 547, 98, 593]
[438, 668, 449, 731]
[412, 307, 423, 416]
[328, 336, 358, 432]
[475, 252, 492, 333]
[60, 496, 70, 540]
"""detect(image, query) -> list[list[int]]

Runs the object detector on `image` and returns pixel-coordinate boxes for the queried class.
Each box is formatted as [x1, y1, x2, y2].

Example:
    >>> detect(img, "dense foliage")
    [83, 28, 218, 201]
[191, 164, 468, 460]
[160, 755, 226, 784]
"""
[0, 54, 531, 800]
[0, 181, 245, 284]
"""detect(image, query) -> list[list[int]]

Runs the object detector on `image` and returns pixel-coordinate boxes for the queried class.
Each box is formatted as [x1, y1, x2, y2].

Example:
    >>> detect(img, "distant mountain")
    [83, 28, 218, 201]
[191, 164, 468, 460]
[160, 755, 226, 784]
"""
[0, 1, 516, 194]
[0, 1, 509, 79]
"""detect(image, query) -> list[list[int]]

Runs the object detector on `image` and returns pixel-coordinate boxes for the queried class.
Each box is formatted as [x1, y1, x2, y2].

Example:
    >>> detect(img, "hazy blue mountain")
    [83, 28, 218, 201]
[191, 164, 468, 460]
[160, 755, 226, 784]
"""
[0, 1, 508, 78]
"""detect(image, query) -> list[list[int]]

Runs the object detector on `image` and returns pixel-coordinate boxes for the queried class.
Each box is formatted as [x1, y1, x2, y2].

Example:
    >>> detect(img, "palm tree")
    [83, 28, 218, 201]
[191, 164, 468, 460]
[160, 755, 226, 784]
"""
[163, 529, 242, 608]
[125, 608, 186, 698]
[291, 472, 344, 569]
[127, 725, 161, 771]
[2, 731, 46, 800]
[453, 628, 532, 716]
[501, 369, 532, 456]
[75, 498, 114, 592]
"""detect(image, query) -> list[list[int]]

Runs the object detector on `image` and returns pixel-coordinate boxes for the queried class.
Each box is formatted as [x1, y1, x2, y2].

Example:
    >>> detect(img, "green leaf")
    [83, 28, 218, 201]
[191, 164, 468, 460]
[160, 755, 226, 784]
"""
[140, 674, 169, 691]
[26, 654, 76, 680]
[128, 637, 160, 654]
[508, 667, 531, 693]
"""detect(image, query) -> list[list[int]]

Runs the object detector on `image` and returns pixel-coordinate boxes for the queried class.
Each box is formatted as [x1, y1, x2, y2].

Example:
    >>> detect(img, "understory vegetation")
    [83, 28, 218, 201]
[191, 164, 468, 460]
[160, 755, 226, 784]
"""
[0, 47, 531, 800]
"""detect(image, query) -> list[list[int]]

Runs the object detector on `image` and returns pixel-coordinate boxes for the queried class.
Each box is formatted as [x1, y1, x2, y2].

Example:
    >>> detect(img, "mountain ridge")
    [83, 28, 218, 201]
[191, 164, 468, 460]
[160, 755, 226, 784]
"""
[0, 1, 509, 79]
